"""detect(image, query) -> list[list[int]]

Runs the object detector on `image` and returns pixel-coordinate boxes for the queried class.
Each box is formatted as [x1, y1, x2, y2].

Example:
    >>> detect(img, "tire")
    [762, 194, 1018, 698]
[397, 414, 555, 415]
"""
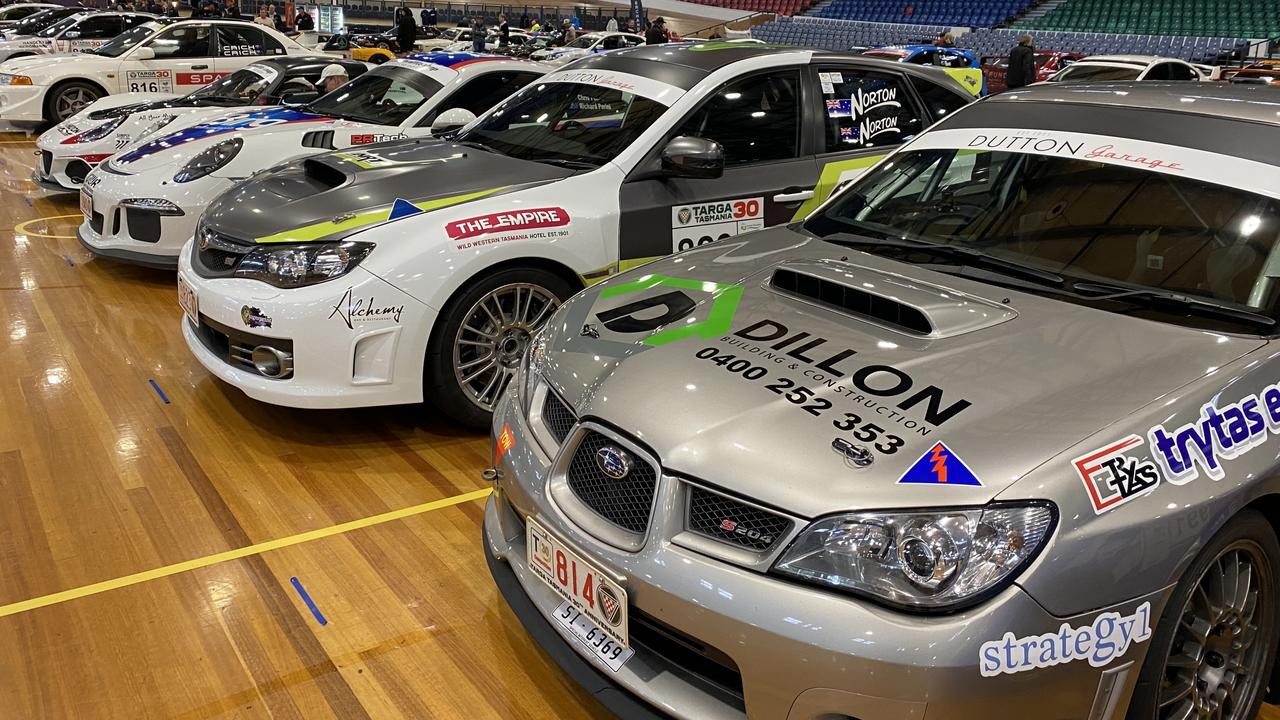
[1127, 510, 1279, 720]
[425, 267, 575, 429]
[369, 53, 389, 64]
[44, 80, 103, 124]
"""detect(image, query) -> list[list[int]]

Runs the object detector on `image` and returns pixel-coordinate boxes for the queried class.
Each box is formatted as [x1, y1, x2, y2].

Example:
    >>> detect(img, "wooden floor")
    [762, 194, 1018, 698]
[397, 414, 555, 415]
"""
[0, 130, 1274, 720]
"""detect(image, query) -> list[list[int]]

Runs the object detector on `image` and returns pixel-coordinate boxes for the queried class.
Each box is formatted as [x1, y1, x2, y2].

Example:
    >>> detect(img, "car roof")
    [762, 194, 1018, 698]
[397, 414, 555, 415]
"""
[985, 81, 1280, 127]
[257, 55, 366, 75]
[1075, 55, 1182, 66]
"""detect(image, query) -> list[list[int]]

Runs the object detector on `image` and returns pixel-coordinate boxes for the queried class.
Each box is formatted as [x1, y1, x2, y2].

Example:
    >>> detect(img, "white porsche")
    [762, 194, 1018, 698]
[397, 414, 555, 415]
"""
[78, 53, 551, 268]
[0, 18, 311, 123]
[0, 11, 156, 64]
[529, 32, 644, 66]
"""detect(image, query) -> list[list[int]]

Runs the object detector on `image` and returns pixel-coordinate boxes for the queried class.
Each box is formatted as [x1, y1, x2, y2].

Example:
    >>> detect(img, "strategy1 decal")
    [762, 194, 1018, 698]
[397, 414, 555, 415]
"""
[979, 603, 1152, 677]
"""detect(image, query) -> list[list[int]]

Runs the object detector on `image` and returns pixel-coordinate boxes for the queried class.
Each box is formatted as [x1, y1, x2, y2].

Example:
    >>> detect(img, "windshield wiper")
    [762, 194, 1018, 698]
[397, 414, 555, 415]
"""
[825, 232, 1065, 286]
[1070, 282, 1276, 329]
[537, 158, 598, 170]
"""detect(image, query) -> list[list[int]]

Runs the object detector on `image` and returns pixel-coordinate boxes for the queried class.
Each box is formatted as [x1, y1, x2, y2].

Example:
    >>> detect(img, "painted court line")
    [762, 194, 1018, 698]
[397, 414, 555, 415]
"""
[0, 488, 492, 619]
[148, 379, 171, 404]
[291, 577, 328, 626]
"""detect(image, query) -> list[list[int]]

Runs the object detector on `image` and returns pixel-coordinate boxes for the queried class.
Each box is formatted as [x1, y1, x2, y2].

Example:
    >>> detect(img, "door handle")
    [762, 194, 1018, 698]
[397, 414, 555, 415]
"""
[191, 64, 209, 69]
[773, 188, 814, 203]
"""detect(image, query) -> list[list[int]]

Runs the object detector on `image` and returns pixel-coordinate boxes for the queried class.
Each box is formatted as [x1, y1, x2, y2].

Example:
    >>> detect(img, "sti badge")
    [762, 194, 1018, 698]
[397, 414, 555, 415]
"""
[898, 442, 982, 487]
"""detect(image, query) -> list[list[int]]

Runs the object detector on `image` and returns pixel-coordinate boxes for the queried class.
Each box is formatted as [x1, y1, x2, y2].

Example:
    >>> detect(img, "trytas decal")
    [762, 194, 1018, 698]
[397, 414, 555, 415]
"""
[328, 288, 404, 329]
[979, 603, 1152, 677]
[1074, 435, 1161, 514]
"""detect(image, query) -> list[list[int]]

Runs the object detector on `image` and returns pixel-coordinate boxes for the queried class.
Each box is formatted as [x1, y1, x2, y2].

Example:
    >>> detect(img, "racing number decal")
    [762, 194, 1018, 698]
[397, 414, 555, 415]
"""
[670, 196, 764, 253]
[125, 70, 173, 94]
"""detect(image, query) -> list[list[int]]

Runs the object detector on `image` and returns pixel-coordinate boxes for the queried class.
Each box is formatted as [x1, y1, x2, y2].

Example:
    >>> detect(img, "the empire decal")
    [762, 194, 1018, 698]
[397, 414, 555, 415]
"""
[328, 288, 404, 329]
[446, 207, 570, 251]
[1075, 381, 1280, 513]
[979, 603, 1152, 677]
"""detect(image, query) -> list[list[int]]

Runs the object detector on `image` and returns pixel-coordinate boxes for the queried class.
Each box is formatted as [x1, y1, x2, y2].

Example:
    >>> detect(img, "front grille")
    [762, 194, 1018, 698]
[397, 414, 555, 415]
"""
[687, 486, 791, 552]
[89, 210, 104, 234]
[193, 314, 293, 378]
[40, 150, 51, 175]
[630, 609, 745, 711]
[66, 159, 90, 184]
[192, 229, 253, 278]
[540, 390, 575, 444]
[125, 207, 160, 243]
[565, 431, 657, 534]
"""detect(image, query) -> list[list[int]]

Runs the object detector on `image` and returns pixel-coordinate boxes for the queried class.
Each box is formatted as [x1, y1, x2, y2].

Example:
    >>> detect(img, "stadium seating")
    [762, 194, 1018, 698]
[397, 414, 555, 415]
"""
[685, 0, 813, 16]
[811, 0, 1033, 28]
[1018, 0, 1280, 40]
[752, 15, 948, 49]
[959, 27, 1250, 63]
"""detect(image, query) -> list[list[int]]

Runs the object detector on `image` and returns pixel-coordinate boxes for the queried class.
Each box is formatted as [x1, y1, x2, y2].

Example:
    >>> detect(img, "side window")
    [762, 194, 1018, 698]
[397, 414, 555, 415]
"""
[420, 71, 541, 124]
[148, 24, 212, 58]
[123, 15, 152, 29]
[819, 69, 922, 153]
[1144, 63, 1171, 81]
[672, 70, 802, 166]
[601, 35, 622, 50]
[907, 50, 937, 65]
[70, 16, 123, 39]
[217, 25, 268, 57]
[910, 76, 968, 123]
[1167, 63, 1196, 81]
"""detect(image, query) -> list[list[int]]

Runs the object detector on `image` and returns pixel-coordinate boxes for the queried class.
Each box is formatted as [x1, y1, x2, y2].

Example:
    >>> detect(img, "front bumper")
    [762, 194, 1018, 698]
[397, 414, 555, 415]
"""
[34, 133, 109, 192]
[76, 165, 207, 263]
[0, 83, 46, 123]
[483, 390, 1167, 720]
[177, 244, 437, 409]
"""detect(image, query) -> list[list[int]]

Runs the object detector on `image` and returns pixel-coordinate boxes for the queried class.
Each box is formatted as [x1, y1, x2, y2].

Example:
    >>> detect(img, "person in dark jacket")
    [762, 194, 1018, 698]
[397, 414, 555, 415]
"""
[471, 16, 486, 52]
[1006, 34, 1035, 89]
[498, 13, 508, 46]
[295, 7, 312, 30]
[645, 16, 666, 44]
[396, 7, 417, 55]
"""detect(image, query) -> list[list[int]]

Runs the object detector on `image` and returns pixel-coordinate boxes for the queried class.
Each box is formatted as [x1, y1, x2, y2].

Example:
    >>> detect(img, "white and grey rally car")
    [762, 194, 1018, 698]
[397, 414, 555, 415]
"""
[529, 31, 645, 66]
[171, 42, 973, 426]
[34, 55, 370, 192]
[78, 52, 552, 268]
[0, 4, 60, 32]
[0, 11, 155, 65]
[0, 18, 311, 123]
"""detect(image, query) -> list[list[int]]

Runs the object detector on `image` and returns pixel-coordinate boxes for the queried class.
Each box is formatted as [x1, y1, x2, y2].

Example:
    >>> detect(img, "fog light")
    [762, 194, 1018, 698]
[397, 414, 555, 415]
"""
[251, 345, 293, 379]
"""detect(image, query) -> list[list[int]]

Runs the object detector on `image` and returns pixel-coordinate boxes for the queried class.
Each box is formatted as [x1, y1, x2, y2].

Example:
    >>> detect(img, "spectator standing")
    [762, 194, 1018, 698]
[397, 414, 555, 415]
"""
[397, 7, 417, 54]
[519, 12, 528, 29]
[254, 5, 272, 26]
[427, 7, 437, 27]
[561, 18, 575, 43]
[498, 13, 508, 46]
[606, 16, 617, 31]
[296, 6, 313, 30]
[471, 16, 485, 52]
[529, 17, 540, 32]
[570, 15, 579, 29]
[272, 3, 287, 30]
[645, 16, 666, 44]
[1006, 33, 1035, 89]
[222, 0, 241, 19]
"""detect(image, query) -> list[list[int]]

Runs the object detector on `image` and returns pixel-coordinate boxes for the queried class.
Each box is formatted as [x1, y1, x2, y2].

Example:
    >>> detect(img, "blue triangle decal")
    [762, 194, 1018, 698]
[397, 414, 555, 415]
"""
[897, 442, 982, 487]
[388, 197, 423, 220]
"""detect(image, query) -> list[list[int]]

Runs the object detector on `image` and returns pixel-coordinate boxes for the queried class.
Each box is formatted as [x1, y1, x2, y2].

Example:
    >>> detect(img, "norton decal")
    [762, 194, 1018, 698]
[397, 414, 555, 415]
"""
[1077, 381, 1280, 512]
[897, 442, 981, 486]
[328, 287, 404, 329]
[671, 197, 763, 254]
[447, 207, 570, 250]
[125, 69, 173, 94]
[979, 603, 1152, 677]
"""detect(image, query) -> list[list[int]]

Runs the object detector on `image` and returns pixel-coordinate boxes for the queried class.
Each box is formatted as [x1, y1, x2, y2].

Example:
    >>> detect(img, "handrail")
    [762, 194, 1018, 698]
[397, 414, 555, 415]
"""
[680, 10, 769, 38]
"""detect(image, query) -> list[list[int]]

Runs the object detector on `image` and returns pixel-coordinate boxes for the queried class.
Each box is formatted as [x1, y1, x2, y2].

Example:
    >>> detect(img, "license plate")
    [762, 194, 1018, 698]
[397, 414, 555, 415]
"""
[527, 519, 629, 651]
[80, 188, 92, 218]
[552, 600, 635, 672]
[177, 274, 198, 324]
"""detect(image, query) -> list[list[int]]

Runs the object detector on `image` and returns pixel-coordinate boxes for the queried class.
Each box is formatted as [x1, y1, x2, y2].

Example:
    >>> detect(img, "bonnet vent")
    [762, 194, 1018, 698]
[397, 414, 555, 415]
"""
[771, 267, 934, 336]
[301, 130, 335, 150]
[301, 157, 347, 190]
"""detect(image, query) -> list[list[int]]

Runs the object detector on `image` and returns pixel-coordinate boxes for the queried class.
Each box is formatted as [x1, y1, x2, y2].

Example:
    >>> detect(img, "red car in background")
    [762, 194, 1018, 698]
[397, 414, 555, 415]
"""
[982, 51, 1086, 93]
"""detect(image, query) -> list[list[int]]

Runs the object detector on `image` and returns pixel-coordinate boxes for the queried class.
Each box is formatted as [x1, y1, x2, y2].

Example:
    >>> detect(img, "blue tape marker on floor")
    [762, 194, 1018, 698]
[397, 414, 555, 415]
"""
[290, 577, 328, 626]
[63, 255, 74, 267]
[148, 379, 170, 405]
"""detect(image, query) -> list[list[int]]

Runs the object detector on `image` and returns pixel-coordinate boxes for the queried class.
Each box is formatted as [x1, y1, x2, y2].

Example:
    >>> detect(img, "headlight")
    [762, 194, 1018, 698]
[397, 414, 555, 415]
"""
[232, 240, 375, 288]
[517, 324, 550, 415]
[71, 116, 127, 143]
[0, 74, 32, 86]
[773, 503, 1055, 611]
[121, 198, 184, 216]
[173, 137, 242, 183]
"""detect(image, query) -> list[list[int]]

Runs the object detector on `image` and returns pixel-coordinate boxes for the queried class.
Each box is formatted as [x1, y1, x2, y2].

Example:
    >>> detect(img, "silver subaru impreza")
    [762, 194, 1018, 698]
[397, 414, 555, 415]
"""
[483, 82, 1280, 720]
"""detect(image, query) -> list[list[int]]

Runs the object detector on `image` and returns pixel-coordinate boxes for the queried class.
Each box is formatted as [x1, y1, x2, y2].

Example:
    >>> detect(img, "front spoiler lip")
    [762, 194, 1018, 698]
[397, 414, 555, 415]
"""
[77, 224, 178, 270]
[30, 169, 74, 193]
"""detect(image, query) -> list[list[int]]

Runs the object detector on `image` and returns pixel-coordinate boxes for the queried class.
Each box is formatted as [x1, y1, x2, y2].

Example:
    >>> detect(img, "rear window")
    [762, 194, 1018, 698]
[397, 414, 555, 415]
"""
[1053, 64, 1142, 82]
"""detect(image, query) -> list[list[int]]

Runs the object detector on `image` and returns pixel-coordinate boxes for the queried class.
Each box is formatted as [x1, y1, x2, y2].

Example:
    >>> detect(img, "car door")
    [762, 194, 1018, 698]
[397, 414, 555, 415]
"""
[123, 22, 215, 95]
[798, 63, 956, 219]
[55, 14, 122, 54]
[617, 67, 817, 263]
[213, 24, 284, 79]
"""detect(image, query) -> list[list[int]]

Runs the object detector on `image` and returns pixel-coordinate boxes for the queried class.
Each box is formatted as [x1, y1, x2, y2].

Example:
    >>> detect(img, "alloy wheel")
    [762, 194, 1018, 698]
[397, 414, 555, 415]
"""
[1158, 542, 1272, 720]
[55, 87, 95, 121]
[452, 282, 559, 412]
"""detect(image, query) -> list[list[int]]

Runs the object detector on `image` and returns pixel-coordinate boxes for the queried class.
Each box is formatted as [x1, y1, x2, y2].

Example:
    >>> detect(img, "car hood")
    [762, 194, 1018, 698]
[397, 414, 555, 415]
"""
[0, 50, 103, 75]
[202, 139, 576, 244]
[537, 226, 1263, 517]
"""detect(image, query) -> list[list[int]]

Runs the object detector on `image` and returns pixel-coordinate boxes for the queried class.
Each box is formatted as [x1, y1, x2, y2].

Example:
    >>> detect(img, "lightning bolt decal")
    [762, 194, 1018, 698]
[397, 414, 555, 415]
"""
[897, 441, 982, 486]
[930, 444, 948, 483]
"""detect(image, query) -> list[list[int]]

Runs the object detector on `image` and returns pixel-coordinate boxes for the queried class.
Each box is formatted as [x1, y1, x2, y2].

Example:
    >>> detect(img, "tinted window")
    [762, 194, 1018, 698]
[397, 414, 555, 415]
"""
[217, 25, 267, 56]
[910, 76, 969, 123]
[147, 23, 212, 58]
[1144, 63, 1172, 81]
[0, 6, 44, 20]
[35, 15, 75, 38]
[818, 69, 920, 153]
[308, 66, 442, 125]
[1054, 64, 1142, 82]
[935, 52, 970, 68]
[421, 70, 540, 124]
[674, 70, 802, 165]
[906, 50, 937, 65]
[1167, 63, 1197, 81]
[69, 16, 124, 39]
[190, 65, 274, 101]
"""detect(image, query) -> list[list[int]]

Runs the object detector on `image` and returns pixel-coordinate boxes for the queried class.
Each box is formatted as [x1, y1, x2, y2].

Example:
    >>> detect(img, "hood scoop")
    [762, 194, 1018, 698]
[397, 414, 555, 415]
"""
[300, 157, 347, 190]
[767, 261, 1017, 339]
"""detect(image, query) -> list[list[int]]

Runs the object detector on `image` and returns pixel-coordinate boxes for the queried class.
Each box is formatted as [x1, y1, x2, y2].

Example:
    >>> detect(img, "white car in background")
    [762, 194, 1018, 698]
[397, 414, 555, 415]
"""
[1046, 54, 1205, 83]
[0, 3, 59, 31]
[77, 54, 550, 268]
[442, 30, 530, 52]
[0, 18, 311, 123]
[0, 5, 79, 39]
[530, 31, 644, 65]
[0, 11, 156, 64]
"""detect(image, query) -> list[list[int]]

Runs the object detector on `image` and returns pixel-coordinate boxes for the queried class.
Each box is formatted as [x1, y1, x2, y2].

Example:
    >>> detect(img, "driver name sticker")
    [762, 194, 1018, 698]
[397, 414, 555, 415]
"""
[244, 63, 280, 83]
[544, 69, 685, 105]
[125, 69, 173, 94]
[446, 207, 570, 250]
[671, 197, 763, 253]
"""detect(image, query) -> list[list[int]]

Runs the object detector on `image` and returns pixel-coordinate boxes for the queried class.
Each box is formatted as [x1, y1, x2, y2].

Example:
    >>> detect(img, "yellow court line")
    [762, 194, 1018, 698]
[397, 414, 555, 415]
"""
[0, 487, 493, 619]
[14, 213, 83, 240]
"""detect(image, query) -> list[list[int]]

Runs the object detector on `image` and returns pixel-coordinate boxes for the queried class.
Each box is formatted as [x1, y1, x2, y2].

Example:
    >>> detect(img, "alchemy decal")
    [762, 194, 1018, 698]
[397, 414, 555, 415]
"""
[979, 603, 1152, 677]
[670, 197, 763, 253]
[328, 288, 404, 329]
[240, 305, 272, 328]
[897, 441, 981, 486]
[447, 207, 570, 250]
[1074, 435, 1161, 514]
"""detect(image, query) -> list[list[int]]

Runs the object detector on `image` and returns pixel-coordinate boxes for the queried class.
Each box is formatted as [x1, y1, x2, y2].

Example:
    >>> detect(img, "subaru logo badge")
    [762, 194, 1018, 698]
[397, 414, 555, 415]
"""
[596, 445, 632, 480]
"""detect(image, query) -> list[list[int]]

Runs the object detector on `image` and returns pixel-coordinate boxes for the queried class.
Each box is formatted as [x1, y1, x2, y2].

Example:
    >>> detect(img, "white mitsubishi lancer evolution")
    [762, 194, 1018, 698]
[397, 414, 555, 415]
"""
[0, 18, 309, 123]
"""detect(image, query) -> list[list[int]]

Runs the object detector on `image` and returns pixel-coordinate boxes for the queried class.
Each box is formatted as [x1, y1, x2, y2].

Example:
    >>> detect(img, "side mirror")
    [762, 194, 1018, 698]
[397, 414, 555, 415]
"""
[133, 45, 155, 60]
[661, 135, 724, 179]
[63, 30, 81, 39]
[430, 107, 476, 135]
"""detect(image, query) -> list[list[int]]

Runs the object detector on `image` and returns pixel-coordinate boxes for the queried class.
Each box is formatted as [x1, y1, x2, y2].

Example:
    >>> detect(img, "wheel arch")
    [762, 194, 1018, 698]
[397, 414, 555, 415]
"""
[1246, 493, 1280, 703]
[43, 76, 109, 120]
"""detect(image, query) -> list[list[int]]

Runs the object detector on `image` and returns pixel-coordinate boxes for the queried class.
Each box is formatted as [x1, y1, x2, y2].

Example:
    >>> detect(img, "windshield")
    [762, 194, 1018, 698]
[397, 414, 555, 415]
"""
[189, 65, 274, 102]
[92, 22, 158, 57]
[10, 7, 73, 35]
[804, 147, 1280, 327]
[1053, 64, 1142, 82]
[34, 14, 74, 38]
[0, 5, 46, 20]
[307, 65, 441, 125]
[454, 80, 668, 167]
